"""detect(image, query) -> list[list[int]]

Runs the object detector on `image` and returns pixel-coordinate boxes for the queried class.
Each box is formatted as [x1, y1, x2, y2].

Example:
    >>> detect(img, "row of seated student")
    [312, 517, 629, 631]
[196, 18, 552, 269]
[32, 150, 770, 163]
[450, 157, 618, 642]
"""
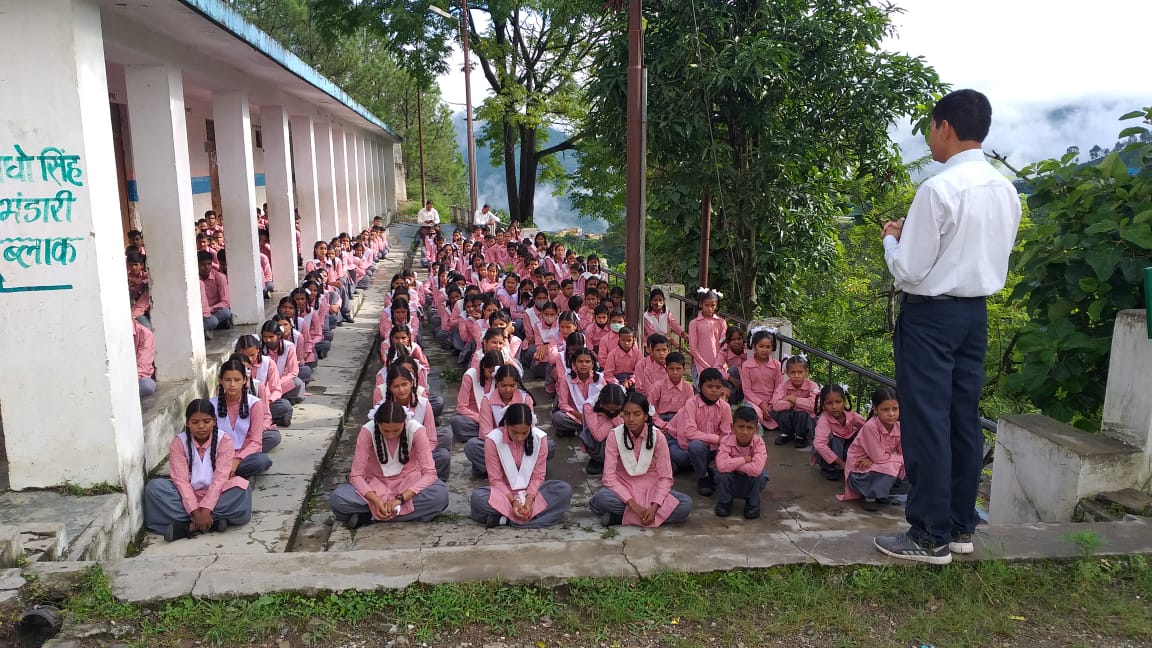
[312, 226, 908, 530]
[141, 227, 391, 542]
[127, 210, 388, 398]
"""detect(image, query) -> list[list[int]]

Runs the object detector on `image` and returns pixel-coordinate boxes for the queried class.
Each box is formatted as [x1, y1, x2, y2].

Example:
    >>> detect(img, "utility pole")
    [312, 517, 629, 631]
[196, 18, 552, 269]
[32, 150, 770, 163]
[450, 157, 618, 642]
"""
[417, 90, 427, 205]
[624, 0, 646, 327]
[461, 0, 479, 216]
[699, 189, 712, 288]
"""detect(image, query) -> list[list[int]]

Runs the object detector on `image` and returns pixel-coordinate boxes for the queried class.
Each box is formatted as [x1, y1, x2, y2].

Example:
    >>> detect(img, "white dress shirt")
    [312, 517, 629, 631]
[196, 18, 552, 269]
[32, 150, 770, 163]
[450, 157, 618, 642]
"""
[416, 207, 440, 226]
[884, 148, 1022, 297]
[474, 209, 499, 228]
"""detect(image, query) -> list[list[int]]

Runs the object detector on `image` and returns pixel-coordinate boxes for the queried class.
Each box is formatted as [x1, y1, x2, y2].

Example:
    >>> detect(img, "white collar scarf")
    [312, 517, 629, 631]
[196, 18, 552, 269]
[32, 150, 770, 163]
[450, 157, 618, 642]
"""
[613, 424, 656, 476]
[374, 419, 423, 477]
[486, 426, 547, 491]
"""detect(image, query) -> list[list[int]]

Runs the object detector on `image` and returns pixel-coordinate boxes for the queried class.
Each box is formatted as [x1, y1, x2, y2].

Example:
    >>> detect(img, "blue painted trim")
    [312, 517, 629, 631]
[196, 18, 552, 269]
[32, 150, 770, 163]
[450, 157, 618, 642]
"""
[126, 180, 139, 202]
[190, 176, 212, 195]
[176, 0, 401, 142]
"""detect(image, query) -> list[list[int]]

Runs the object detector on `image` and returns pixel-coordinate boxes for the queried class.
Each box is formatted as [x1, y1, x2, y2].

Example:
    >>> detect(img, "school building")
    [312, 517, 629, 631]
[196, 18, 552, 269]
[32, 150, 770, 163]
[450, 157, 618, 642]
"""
[0, 0, 403, 514]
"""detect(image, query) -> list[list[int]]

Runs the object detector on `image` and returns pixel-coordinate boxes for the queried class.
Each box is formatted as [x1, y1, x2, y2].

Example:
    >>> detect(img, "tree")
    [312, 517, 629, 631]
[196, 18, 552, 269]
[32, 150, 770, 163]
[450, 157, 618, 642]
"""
[309, 0, 612, 225]
[579, 0, 944, 318]
[1006, 108, 1152, 430]
[228, 0, 468, 208]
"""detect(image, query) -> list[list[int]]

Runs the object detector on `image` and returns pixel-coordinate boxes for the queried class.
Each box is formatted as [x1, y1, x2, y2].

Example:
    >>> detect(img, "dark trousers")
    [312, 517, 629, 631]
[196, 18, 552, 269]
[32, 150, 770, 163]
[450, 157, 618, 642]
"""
[895, 297, 986, 547]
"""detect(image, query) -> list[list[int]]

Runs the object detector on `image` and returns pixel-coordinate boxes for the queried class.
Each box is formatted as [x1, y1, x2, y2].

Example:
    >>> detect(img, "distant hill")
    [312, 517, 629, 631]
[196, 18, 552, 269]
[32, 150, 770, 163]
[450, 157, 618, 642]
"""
[452, 114, 608, 233]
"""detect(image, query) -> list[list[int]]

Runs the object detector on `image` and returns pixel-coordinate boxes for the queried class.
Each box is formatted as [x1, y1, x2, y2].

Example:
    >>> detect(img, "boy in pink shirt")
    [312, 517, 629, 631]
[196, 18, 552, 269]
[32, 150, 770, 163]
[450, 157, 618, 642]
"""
[134, 317, 156, 398]
[632, 334, 671, 397]
[666, 368, 732, 496]
[648, 352, 693, 428]
[198, 250, 232, 339]
[601, 326, 641, 386]
[714, 407, 769, 519]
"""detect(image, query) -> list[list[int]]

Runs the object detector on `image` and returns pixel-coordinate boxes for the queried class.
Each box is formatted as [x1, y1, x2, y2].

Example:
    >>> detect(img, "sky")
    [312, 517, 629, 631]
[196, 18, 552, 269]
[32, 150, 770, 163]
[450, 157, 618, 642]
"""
[434, 0, 1151, 212]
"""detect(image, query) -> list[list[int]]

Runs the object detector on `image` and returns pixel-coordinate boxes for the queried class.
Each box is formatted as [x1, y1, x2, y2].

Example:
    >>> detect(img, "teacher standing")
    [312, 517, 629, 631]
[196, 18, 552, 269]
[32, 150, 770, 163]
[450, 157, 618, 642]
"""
[874, 89, 1022, 565]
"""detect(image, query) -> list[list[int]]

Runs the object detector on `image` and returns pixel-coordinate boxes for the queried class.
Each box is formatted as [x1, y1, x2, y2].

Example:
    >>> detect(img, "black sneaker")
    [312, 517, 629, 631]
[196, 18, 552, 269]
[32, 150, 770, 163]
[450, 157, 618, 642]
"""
[774, 433, 793, 445]
[344, 513, 366, 531]
[164, 521, 191, 542]
[211, 518, 228, 533]
[861, 497, 879, 512]
[949, 533, 975, 555]
[793, 435, 811, 449]
[600, 512, 622, 527]
[697, 476, 715, 497]
[743, 504, 761, 520]
[714, 501, 732, 517]
[485, 514, 504, 529]
[585, 459, 604, 476]
[874, 531, 953, 565]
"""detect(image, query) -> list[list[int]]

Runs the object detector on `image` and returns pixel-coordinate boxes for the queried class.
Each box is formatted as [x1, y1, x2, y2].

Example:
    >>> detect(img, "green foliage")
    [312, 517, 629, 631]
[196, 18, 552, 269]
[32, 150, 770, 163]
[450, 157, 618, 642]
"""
[1006, 107, 1152, 430]
[229, 0, 468, 209]
[580, 0, 945, 318]
[65, 565, 141, 623]
[55, 481, 123, 497]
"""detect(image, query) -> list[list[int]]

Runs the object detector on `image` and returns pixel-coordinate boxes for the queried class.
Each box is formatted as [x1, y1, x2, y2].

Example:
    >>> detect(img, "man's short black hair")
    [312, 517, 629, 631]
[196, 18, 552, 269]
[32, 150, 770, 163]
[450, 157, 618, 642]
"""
[932, 89, 992, 143]
[196, 250, 214, 264]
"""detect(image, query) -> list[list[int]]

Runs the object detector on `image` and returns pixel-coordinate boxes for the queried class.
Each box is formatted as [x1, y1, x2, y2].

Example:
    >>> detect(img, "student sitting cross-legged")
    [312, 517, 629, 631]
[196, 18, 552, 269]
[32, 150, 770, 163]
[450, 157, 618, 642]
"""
[144, 399, 253, 542]
[330, 401, 449, 529]
[198, 250, 232, 339]
[469, 403, 572, 529]
[211, 358, 279, 478]
[589, 392, 693, 528]
[714, 406, 770, 519]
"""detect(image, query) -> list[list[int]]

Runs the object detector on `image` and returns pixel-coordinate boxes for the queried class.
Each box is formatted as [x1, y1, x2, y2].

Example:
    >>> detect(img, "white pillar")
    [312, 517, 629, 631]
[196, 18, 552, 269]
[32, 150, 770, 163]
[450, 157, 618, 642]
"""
[382, 141, 398, 213]
[0, 0, 144, 493]
[365, 137, 378, 226]
[211, 90, 262, 324]
[350, 133, 364, 234]
[262, 106, 297, 293]
[313, 121, 338, 241]
[289, 115, 321, 251]
[124, 64, 204, 382]
[333, 128, 351, 237]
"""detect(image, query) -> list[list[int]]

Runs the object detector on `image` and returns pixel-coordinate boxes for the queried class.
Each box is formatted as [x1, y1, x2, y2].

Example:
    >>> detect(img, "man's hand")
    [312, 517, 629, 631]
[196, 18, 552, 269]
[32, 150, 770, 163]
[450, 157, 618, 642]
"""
[190, 508, 213, 533]
[882, 218, 906, 241]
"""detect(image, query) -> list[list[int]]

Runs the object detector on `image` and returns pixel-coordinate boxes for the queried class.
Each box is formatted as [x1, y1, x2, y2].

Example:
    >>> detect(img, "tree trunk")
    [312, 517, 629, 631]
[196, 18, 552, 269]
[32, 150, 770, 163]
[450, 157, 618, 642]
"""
[518, 125, 538, 224]
[502, 116, 519, 222]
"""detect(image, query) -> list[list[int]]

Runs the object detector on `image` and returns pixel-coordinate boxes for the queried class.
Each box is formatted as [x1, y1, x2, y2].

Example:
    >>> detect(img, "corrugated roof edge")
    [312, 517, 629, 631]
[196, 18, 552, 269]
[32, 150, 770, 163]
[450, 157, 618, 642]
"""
[178, 0, 402, 142]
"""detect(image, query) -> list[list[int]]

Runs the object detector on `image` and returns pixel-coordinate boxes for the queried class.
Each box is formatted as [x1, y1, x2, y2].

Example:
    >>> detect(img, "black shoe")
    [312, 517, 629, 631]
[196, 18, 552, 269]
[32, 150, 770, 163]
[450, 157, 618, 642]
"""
[714, 501, 732, 517]
[774, 433, 793, 446]
[862, 497, 880, 511]
[697, 476, 715, 497]
[585, 459, 604, 476]
[874, 531, 953, 565]
[600, 512, 623, 527]
[793, 435, 811, 449]
[342, 315, 355, 324]
[345, 513, 371, 530]
[274, 417, 291, 428]
[743, 504, 761, 520]
[164, 522, 191, 542]
[485, 514, 504, 529]
[471, 468, 487, 479]
[203, 329, 214, 341]
[211, 518, 228, 533]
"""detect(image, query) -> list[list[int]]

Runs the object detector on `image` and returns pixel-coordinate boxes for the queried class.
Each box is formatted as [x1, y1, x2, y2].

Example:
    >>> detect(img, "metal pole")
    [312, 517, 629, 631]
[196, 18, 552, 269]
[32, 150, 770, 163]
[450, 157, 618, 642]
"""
[461, 0, 479, 216]
[417, 90, 427, 205]
[1145, 266, 1151, 339]
[624, 0, 646, 327]
[699, 188, 712, 288]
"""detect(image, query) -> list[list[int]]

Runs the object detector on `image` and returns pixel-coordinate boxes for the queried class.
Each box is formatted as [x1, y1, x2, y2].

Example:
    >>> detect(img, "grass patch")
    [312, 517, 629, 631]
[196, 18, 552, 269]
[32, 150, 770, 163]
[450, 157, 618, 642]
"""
[54, 481, 123, 497]
[34, 557, 1152, 647]
[438, 368, 464, 384]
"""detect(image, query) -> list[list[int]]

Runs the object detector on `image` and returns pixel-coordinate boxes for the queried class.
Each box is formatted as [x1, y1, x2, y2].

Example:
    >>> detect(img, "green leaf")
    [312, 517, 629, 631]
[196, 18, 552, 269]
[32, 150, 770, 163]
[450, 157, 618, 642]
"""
[1083, 247, 1122, 281]
[1120, 224, 1152, 249]
[1077, 277, 1098, 293]
[1120, 110, 1146, 120]
[1118, 126, 1150, 139]
[1083, 221, 1117, 235]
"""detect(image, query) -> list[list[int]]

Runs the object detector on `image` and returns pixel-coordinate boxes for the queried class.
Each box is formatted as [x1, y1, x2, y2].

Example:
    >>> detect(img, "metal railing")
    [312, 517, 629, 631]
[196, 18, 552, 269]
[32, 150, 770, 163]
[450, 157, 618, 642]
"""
[602, 267, 999, 441]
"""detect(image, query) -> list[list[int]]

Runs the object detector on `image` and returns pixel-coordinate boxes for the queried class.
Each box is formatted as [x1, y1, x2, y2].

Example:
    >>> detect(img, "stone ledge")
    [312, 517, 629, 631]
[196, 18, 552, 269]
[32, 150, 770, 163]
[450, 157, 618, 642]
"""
[85, 518, 1151, 602]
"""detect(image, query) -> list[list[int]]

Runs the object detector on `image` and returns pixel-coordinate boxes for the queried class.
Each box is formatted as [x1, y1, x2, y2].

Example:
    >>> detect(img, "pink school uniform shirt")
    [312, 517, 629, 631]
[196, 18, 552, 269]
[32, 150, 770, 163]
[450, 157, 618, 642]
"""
[455, 371, 491, 423]
[482, 429, 551, 521]
[667, 394, 732, 451]
[602, 427, 680, 527]
[555, 373, 607, 422]
[840, 417, 905, 501]
[687, 313, 726, 371]
[582, 405, 623, 444]
[267, 340, 300, 392]
[642, 310, 686, 340]
[630, 356, 667, 397]
[648, 377, 694, 418]
[478, 389, 536, 436]
[715, 434, 767, 477]
[168, 432, 248, 514]
[348, 424, 438, 519]
[602, 343, 641, 382]
[771, 378, 821, 415]
[133, 320, 155, 379]
[260, 252, 273, 284]
[813, 410, 866, 466]
[199, 270, 230, 316]
[741, 356, 783, 428]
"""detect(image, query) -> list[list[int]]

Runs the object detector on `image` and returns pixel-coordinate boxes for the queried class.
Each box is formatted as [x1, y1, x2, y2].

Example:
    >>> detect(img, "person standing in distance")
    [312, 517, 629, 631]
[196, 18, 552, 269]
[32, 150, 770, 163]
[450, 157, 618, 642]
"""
[873, 89, 1022, 565]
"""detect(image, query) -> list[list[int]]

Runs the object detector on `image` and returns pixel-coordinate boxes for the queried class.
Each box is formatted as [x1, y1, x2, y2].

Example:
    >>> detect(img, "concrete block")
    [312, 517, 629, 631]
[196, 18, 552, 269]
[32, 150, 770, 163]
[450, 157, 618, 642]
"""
[191, 550, 421, 598]
[1097, 488, 1152, 517]
[0, 526, 21, 568]
[106, 555, 215, 602]
[1101, 310, 1152, 482]
[990, 415, 1143, 524]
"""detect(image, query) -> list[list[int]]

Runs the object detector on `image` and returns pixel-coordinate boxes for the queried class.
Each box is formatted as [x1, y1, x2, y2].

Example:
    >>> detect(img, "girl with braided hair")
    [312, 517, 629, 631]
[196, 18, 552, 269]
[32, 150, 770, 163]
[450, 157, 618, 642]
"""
[469, 403, 572, 529]
[143, 399, 252, 542]
[329, 400, 448, 529]
[590, 392, 693, 528]
[210, 358, 276, 478]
